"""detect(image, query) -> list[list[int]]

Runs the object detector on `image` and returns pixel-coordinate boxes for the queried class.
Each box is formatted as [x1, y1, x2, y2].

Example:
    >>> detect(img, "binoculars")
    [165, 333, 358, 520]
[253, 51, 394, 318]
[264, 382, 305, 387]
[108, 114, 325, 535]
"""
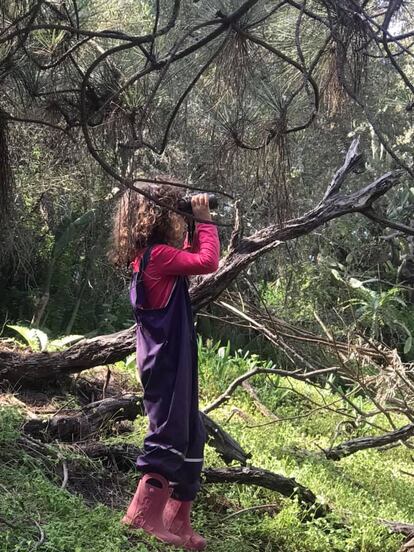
[177, 193, 218, 215]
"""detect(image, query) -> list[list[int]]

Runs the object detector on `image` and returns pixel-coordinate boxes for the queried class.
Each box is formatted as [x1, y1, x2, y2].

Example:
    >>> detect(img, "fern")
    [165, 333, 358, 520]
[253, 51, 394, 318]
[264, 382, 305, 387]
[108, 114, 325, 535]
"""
[49, 335, 85, 350]
[7, 326, 84, 352]
[7, 325, 48, 351]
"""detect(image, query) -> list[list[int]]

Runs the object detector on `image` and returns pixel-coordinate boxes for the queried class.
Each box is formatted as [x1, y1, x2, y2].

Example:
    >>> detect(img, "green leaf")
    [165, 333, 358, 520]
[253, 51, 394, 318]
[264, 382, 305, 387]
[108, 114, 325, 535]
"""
[125, 354, 137, 371]
[331, 269, 342, 281]
[391, 296, 406, 308]
[49, 335, 84, 349]
[393, 320, 411, 338]
[32, 328, 49, 351]
[7, 325, 48, 351]
[349, 278, 364, 289]
[7, 325, 36, 349]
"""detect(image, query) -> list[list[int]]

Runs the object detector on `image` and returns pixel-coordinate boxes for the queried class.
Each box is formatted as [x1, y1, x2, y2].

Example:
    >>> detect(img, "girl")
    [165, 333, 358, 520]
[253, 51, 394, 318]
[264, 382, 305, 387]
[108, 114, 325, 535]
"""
[110, 184, 220, 550]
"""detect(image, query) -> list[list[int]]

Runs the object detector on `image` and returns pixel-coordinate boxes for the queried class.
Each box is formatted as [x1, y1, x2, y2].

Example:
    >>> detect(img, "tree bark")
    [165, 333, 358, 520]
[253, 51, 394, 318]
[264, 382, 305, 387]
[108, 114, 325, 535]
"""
[21, 394, 251, 465]
[0, 110, 13, 227]
[0, 140, 403, 384]
[67, 442, 326, 514]
[203, 467, 327, 515]
[381, 520, 414, 537]
[381, 519, 414, 551]
[324, 423, 414, 460]
[22, 394, 145, 442]
[200, 411, 251, 465]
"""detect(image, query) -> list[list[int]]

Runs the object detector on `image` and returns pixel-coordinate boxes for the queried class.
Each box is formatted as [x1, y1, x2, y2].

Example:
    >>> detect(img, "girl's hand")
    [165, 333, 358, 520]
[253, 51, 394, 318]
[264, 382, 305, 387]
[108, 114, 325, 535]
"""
[191, 193, 211, 221]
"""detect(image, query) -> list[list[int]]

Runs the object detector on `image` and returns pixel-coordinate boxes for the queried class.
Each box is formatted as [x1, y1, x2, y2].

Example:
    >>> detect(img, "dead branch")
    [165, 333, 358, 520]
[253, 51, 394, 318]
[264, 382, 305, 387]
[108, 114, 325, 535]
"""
[200, 411, 251, 465]
[241, 381, 279, 421]
[17, 434, 325, 515]
[203, 365, 341, 415]
[22, 394, 145, 442]
[217, 298, 387, 362]
[21, 394, 250, 465]
[322, 137, 363, 201]
[381, 519, 414, 537]
[324, 423, 414, 460]
[0, 141, 404, 384]
[202, 466, 328, 516]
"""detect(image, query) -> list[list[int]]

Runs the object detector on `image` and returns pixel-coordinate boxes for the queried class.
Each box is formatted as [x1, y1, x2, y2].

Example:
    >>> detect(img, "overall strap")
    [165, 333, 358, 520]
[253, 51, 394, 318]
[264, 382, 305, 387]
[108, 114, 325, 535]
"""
[138, 245, 153, 277]
[131, 246, 153, 312]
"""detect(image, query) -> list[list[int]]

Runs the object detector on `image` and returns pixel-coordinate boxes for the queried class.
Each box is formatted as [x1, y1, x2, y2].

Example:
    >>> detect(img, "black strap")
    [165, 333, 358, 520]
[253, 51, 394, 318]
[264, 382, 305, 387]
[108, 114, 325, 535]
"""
[137, 246, 153, 282]
[187, 220, 195, 245]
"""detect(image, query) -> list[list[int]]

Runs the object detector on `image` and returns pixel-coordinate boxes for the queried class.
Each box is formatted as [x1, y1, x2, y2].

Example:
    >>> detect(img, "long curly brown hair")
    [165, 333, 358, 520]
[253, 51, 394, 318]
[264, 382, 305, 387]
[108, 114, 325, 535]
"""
[109, 184, 185, 268]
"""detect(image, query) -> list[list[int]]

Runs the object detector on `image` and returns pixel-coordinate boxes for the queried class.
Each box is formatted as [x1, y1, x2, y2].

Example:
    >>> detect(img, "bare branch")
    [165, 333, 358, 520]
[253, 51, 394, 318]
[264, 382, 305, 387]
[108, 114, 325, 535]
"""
[324, 423, 414, 460]
[322, 137, 363, 201]
[364, 208, 414, 237]
[0, 147, 404, 382]
[203, 466, 328, 515]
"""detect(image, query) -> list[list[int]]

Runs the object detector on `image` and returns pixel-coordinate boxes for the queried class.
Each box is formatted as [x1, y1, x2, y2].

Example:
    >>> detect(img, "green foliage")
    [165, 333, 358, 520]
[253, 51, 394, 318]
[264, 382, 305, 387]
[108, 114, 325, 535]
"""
[329, 270, 414, 353]
[344, 280, 410, 344]
[6, 325, 49, 351]
[32, 29, 66, 51]
[259, 249, 414, 358]
[6, 324, 84, 351]
[199, 344, 414, 550]
[2, 342, 414, 551]
[114, 353, 137, 374]
[198, 337, 233, 393]
[0, 406, 22, 446]
[0, 438, 141, 552]
[198, 337, 279, 401]
[53, 211, 96, 259]
[259, 260, 348, 324]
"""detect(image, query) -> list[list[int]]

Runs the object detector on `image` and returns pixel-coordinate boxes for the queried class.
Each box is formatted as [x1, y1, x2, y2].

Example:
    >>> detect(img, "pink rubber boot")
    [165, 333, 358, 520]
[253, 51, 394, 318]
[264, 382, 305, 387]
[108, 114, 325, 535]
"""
[163, 498, 207, 550]
[122, 473, 184, 547]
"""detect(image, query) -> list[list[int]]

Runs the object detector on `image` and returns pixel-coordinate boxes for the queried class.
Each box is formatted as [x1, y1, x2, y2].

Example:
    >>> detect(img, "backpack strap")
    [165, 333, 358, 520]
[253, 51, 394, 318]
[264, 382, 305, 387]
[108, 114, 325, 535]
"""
[131, 246, 153, 312]
[137, 246, 153, 279]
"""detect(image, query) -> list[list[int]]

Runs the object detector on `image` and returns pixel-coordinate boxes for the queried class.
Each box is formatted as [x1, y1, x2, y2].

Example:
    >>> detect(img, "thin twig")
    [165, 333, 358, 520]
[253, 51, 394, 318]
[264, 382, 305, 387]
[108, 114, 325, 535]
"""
[31, 520, 45, 551]
[222, 503, 280, 521]
[60, 460, 69, 490]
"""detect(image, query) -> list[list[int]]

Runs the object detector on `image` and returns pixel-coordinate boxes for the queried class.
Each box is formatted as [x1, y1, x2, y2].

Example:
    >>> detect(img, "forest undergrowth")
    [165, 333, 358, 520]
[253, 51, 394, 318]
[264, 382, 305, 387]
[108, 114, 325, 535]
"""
[0, 341, 413, 552]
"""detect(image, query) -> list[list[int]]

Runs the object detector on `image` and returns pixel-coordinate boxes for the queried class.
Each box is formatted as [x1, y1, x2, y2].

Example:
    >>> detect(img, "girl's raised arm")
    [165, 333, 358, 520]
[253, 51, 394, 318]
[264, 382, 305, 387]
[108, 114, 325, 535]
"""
[154, 223, 219, 276]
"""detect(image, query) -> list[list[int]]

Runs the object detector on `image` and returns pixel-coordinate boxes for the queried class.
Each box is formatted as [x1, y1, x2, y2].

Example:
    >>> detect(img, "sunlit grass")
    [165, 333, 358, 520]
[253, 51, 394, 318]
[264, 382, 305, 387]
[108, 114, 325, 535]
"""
[0, 343, 412, 551]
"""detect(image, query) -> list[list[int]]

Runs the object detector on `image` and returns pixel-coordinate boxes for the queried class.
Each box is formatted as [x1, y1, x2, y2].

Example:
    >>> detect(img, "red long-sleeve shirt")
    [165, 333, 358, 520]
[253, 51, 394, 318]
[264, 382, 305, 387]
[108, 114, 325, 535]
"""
[131, 223, 220, 308]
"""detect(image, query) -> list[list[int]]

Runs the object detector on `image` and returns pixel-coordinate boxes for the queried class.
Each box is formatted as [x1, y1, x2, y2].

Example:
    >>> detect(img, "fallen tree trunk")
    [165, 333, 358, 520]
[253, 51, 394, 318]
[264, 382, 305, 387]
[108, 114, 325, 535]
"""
[324, 423, 414, 460]
[381, 520, 414, 551]
[17, 436, 325, 514]
[0, 328, 136, 385]
[203, 467, 327, 516]
[22, 394, 145, 442]
[72, 442, 325, 514]
[200, 411, 251, 465]
[381, 520, 414, 537]
[0, 139, 403, 384]
[22, 394, 251, 465]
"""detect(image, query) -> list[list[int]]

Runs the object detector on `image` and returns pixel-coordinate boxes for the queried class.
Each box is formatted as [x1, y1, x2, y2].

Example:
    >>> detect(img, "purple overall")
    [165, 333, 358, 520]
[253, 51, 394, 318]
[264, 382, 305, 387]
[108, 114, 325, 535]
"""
[130, 246, 206, 501]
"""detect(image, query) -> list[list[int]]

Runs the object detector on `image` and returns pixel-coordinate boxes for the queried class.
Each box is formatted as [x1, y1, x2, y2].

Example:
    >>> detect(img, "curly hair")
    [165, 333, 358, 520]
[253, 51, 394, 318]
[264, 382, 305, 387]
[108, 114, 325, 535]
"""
[109, 184, 185, 268]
